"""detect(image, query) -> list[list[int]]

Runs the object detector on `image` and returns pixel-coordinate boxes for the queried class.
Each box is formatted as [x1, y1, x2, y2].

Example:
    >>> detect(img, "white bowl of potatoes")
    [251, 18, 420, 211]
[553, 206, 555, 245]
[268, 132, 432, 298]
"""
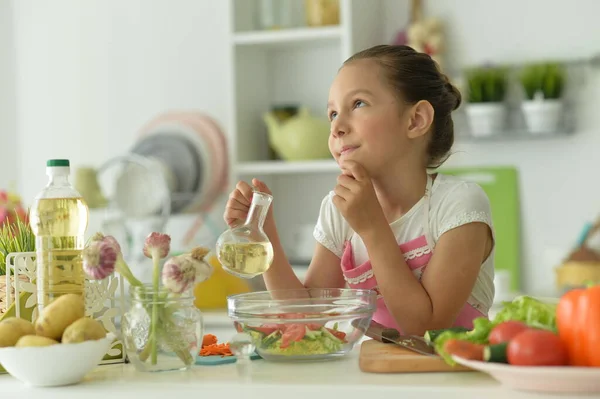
[0, 293, 115, 387]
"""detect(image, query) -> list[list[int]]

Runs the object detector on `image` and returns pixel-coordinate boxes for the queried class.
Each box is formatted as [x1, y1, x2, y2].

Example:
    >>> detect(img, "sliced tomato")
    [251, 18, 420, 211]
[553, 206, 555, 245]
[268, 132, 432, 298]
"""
[306, 323, 324, 331]
[327, 328, 347, 342]
[443, 339, 484, 361]
[233, 322, 244, 333]
[488, 321, 529, 345]
[251, 324, 280, 335]
[507, 329, 568, 366]
[280, 324, 305, 348]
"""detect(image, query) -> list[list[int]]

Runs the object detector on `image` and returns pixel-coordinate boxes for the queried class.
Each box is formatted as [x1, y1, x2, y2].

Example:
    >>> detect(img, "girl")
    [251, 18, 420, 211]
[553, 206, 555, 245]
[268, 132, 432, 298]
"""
[224, 45, 495, 336]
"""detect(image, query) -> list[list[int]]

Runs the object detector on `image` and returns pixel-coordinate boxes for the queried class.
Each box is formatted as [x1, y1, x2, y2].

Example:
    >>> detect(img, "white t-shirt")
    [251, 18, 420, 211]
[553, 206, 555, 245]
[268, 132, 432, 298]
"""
[313, 173, 496, 314]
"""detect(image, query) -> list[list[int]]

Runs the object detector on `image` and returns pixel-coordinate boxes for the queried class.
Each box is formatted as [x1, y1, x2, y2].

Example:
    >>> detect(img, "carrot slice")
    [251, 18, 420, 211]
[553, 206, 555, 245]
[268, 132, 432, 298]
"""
[200, 343, 233, 357]
[199, 334, 233, 357]
[202, 334, 218, 348]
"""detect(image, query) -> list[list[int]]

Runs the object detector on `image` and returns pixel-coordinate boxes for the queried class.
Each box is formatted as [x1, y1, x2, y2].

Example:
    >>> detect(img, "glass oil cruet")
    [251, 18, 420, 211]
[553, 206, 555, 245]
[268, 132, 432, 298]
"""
[216, 190, 274, 279]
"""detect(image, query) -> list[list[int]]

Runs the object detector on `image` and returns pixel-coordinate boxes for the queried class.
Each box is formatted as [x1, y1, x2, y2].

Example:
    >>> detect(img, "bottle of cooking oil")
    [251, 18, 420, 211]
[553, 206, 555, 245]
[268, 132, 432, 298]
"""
[29, 159, 89, 311]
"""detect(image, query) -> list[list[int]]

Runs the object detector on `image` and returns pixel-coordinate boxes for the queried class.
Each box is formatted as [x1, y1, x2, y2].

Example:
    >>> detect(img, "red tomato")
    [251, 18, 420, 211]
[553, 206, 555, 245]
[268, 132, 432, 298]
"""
[280, 324, 305, 348]
[507, 329, 569, 366]
[327, 328, 347, 342]
[252, 324, 280, 335]
[443, 339, 484, 361]
[306, 323, 323, 331]
[234, 322, 244, 333]
[488, 321, 529, 345]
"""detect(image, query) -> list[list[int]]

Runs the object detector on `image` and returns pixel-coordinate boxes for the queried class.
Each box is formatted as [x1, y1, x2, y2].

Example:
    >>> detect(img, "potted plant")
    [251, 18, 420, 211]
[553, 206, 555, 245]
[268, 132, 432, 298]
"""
[464, 65, 508, 137]
[519, 62, 565, 134]
[0, 187, 34, 323]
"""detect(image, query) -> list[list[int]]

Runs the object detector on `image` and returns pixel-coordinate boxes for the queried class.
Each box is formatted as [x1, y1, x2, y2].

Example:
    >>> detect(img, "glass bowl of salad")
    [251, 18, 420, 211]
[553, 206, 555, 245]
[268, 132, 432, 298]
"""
[227, 288, 377, 362]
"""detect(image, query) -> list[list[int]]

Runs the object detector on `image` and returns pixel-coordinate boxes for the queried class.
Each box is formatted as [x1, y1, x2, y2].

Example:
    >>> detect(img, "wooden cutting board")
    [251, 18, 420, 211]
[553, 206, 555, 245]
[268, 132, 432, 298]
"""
[359, 339, 473, 373]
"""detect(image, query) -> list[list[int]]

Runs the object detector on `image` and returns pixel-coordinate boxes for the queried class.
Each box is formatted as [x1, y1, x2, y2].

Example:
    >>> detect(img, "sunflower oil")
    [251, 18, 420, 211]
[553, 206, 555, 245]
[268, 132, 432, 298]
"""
[29, 159, 89, 311]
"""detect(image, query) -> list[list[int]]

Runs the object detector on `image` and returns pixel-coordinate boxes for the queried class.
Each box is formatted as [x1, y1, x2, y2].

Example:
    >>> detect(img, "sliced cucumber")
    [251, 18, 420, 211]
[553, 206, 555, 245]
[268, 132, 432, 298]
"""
[262, 330, 281, 347]
[424, 327, 470, 344]
[304, 327, 322, 341]
[246, 330, 263, 342]
[483, 342, 508, 363]
[321, 327, 343, 344]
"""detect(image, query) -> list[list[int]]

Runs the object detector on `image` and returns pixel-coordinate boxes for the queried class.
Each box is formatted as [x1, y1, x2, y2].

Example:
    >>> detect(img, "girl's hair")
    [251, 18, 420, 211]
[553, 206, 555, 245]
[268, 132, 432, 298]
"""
[344, 45, 461, 168]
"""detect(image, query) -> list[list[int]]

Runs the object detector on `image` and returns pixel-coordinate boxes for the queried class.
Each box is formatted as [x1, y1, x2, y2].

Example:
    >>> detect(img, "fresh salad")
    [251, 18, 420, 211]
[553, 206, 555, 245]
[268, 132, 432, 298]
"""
[427, 285, 600, 368]
[239, 313, 348, 356]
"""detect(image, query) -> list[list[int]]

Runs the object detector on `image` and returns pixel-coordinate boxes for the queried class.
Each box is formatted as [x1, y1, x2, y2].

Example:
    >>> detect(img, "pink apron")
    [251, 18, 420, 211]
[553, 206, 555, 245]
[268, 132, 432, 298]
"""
[340, 174, 486, 333]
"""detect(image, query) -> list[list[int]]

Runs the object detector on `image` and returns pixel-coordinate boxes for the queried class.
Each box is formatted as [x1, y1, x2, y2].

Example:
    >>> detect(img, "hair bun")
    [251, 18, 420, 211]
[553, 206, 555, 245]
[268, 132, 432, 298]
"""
[444, 79, 462, 111]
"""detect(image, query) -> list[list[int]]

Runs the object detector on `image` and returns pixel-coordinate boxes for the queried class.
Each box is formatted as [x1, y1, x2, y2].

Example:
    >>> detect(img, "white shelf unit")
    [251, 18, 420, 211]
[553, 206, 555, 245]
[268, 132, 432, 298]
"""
[237, 159, 339, 175]
[233, 26, 343, 46]
[226, 0, 384, 260]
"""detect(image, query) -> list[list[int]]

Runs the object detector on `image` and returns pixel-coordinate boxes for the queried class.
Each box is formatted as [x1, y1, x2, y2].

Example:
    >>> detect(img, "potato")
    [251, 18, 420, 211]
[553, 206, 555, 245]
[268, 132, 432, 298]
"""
[0, 317, 36, 347]
[16, 335, 59, 347]
[62, 317, 106, 343]
[35, 294, 85, 340]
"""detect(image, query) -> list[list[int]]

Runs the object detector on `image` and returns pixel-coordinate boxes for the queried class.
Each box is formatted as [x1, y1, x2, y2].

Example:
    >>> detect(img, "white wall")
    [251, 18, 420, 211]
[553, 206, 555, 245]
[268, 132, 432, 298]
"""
[383, 0, 600, 297]
[0, 0, 17, 189]
[5, 0, 600, 296]
[11, 0, 231, 203]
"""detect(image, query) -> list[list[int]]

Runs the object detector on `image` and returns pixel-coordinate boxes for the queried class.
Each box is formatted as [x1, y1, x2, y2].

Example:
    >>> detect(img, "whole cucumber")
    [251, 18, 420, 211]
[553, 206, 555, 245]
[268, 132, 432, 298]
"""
[424, 327, 470, 344]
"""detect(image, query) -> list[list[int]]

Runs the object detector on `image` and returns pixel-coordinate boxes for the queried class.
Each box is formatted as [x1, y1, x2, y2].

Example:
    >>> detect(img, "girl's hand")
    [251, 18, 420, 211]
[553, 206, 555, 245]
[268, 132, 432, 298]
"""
[224, 178, 273, 228]
[332, 161, 387, 237]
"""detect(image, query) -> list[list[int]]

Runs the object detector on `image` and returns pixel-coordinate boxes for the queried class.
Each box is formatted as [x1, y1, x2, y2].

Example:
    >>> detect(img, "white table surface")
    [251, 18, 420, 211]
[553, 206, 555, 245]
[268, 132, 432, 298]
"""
[1, 310, 596, 399]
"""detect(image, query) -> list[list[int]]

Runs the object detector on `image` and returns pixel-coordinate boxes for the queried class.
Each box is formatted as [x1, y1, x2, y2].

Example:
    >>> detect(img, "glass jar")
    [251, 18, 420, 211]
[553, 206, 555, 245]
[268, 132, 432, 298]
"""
[257, 0, 292, 30]
[121, 284, 203, 372]
[305, 0, 340, 27]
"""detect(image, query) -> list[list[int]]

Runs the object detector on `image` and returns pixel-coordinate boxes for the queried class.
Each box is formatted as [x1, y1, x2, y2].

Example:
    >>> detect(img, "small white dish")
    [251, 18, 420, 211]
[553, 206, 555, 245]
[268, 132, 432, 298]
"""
[0, 333, 116, 387]
[452, 355, 600, 393]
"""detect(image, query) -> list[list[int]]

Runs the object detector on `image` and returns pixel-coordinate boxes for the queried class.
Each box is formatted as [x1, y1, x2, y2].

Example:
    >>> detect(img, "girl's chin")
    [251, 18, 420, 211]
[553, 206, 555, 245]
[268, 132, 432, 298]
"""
[337, 152, 361, 165]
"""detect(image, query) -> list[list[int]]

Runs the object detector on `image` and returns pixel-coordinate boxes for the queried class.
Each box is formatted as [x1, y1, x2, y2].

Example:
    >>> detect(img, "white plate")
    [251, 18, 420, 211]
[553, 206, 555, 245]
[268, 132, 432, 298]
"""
[137, 112, 228, 214]
[452, 355, 600, 393]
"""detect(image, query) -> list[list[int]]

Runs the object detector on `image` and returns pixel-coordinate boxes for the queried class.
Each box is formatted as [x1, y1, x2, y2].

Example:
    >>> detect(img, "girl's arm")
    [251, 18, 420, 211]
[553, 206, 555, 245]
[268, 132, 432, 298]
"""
[261, 216, 305, 291]
[361, 221, 492, 335]
[225, 179, 344, 292]
[224, 179, 304, 291]
[333, 161, 493, 336]
[303, 243, 346, 289]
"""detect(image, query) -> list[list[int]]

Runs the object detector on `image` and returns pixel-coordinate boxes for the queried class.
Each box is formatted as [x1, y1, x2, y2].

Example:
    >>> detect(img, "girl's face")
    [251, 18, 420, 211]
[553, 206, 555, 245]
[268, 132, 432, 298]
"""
[327, 59, 425, 177]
